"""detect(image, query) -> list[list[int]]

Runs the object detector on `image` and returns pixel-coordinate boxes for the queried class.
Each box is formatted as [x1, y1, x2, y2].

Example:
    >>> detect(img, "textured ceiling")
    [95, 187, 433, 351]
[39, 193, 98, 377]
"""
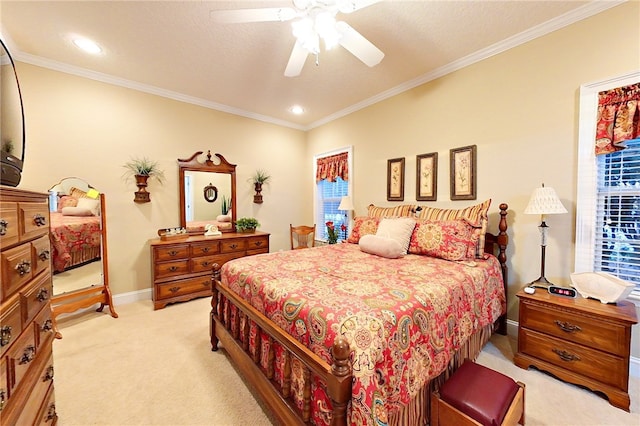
[0, 1, 616, 130]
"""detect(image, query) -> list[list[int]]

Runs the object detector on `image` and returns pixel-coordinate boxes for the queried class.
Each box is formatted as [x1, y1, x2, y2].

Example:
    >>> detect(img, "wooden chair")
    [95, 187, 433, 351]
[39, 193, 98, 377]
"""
[290, 224, 316, 250]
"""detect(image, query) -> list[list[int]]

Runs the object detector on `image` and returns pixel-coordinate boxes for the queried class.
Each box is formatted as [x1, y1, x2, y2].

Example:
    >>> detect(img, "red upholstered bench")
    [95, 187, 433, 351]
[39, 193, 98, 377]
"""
[431, 360, 525, 426]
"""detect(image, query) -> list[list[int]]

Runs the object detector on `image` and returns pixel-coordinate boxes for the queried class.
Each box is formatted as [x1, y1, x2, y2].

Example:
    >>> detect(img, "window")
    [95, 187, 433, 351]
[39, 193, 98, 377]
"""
[314, 148, 352, 243]
[575, 73, 640, 300]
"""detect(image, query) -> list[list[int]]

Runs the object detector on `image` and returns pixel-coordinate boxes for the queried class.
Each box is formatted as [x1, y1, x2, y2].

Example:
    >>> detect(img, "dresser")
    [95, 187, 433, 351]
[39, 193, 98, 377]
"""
[514, 288, 637, 411]
[1, 187, 57, 424]
[150, 231, 269, 310]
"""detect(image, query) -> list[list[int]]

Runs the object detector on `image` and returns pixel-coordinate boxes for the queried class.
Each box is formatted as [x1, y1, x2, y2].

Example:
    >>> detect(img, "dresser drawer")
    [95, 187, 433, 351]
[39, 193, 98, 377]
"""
[190, 255, 219, 273]
[246, 236, 269, 252]
[31, 235, 52, 278]
[154, 260, 189, 279]
[21, 273, 52, 327]
[0, 295, 22, 357]
[7, 322, 37, 393]
[154, 244, 189, 261]
[156, 275, 211, 300]
[0, 202, 19, 248]
[35, 382, 57, 425]
[33, 305, 54, 350]
[519, 327, 627, 389]
[1, 243, 33, 301]
[520, 300, 628, 355]
[1, 355, 7, 408]
[11, 347, 54, 426]
[19, 203, 49, 241]
[220, 239, 246, 253]
[191, 241, 220, 257]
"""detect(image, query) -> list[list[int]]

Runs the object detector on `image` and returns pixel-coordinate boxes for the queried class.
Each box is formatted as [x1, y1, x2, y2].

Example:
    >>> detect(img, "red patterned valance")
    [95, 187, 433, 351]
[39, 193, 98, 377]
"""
[316, 152, 349, 182]
[595, 83, 640, 155]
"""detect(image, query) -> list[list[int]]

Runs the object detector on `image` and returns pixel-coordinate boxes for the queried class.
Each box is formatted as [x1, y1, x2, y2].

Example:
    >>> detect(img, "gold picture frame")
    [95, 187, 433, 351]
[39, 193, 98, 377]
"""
[387, 157, 405, 201]
[416, 153, 437, 201]
[450, 145, 477, 200]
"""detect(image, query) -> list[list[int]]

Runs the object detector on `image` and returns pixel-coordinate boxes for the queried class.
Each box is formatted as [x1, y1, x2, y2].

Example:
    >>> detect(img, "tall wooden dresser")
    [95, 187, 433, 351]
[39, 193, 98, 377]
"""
[1, 187, 57, 424]
[150, 231, 269, 310]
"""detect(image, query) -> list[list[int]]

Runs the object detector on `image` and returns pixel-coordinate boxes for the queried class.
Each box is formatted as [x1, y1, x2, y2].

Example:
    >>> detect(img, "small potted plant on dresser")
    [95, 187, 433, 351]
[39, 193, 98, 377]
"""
[235, 217, 260, 233]
[122, 157, 165, 203]
[250, 169, 271, 204]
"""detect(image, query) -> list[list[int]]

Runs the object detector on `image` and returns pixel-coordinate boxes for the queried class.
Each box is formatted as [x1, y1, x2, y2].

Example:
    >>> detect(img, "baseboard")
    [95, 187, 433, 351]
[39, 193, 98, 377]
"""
[112, 288, 152, 305]
[506, 318, 640, 379]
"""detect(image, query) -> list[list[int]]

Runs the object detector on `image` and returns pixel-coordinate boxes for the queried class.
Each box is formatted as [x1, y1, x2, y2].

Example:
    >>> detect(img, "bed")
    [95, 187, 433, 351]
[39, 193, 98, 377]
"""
[49, 186, 103, 273]
[210, 201, 509, 426]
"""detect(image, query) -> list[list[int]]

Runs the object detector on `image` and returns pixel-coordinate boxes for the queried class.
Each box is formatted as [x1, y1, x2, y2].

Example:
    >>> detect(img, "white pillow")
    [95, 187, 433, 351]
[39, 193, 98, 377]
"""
[216, 214, 231, 222]
[76, 197, 100, 216]
[375, 217, 416, 254]
[62, 206, 94, 217]
[359, 234, 404, 259]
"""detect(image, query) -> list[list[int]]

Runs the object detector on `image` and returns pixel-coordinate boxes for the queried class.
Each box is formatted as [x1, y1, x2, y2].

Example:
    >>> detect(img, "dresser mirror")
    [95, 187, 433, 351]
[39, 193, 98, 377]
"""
[49, 177, 117, 338]
[178, 151, 237, 233]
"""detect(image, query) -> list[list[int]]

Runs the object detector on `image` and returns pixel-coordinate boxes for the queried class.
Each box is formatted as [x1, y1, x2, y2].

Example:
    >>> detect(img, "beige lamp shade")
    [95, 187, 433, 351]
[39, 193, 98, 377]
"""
[338, 196, 354, 211]
[524, 185, 567, 215]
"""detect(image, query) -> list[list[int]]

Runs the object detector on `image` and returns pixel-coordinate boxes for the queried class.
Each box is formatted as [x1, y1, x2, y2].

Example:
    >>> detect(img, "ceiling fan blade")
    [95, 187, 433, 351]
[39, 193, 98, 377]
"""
[336, 21, 384, 67]
[337, 0, 383, 14]
[211, 7, 297, 23]
[284, 43, 309, 77]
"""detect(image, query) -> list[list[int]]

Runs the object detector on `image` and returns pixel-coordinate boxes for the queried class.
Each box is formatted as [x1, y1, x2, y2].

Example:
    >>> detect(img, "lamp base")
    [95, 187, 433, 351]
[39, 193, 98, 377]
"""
[530, 276, 555, 289]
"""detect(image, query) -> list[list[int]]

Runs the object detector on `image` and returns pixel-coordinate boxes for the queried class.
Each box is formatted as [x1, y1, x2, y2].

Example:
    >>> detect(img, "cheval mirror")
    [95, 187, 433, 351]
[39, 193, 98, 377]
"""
[178, 151, 237, 234]
[49, 177, 117, 338]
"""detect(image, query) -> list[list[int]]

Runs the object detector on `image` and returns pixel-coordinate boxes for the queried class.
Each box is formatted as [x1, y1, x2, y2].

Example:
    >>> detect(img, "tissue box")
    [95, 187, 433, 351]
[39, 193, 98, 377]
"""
[570, 272, 635, 304]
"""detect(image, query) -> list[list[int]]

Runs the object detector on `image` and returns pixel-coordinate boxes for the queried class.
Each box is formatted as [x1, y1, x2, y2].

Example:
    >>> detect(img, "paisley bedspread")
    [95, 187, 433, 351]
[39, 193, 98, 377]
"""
[49, 211, 101, 272]
[221, 243, 506, 425]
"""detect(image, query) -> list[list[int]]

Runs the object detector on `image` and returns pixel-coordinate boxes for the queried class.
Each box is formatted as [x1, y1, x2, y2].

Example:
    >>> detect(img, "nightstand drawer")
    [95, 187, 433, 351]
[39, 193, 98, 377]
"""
[519, 328, 627, 389]
[520, 300, 628, 355]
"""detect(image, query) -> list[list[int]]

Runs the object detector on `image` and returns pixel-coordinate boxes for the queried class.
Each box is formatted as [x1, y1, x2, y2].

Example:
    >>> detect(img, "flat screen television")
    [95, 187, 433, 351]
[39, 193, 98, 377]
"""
[0, 37, 26, 187]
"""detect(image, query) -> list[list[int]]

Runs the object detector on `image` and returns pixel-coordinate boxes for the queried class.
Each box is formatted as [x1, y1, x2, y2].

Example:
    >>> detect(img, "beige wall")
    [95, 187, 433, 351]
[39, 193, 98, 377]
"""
[11, 3, 639, 355]
[306, 3, 640, 353]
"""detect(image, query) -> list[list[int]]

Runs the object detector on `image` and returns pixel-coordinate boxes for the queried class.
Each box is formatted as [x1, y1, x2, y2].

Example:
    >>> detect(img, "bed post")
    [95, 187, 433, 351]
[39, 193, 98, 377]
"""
[210, 263, 221, 351]
[328, 337, 352, 426]
[496, 203, 509, 335]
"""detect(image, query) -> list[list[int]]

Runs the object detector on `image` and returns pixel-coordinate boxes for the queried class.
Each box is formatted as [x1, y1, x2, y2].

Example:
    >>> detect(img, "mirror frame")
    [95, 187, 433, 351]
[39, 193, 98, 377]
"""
[178, 151, 237, 233]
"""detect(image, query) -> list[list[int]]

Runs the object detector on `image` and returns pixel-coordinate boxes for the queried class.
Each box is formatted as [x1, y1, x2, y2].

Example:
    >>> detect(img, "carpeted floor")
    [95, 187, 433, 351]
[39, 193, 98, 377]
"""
[53, 297, 639, 425]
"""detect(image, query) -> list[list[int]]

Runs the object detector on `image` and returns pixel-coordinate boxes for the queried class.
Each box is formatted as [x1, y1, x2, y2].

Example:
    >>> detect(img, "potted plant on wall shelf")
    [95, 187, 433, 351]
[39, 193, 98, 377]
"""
[123, 157, 165, 203]
[235, 217, 260, 233]
[250, 169, 271, 204]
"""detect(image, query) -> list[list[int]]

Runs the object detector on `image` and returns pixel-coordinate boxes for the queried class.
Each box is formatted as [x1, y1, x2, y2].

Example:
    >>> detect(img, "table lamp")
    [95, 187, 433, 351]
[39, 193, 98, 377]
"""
[338, 196, 354, 240]
[524, 183, 567, 288]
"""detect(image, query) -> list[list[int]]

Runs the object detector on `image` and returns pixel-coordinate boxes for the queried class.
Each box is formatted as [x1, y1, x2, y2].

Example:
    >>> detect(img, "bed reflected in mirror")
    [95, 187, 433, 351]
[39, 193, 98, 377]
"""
[49, 177, 117, 338]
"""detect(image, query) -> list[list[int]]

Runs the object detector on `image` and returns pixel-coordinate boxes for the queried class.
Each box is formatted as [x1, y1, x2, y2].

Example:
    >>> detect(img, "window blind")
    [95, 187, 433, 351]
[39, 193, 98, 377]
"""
[316, 177, 349, 241]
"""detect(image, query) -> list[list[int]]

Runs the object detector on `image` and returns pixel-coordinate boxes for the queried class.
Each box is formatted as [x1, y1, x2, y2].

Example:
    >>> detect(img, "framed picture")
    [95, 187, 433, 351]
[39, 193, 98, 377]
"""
[449, 145, 477, 200]
[387, 157, 405, 201]
[416, 153, 438, 201]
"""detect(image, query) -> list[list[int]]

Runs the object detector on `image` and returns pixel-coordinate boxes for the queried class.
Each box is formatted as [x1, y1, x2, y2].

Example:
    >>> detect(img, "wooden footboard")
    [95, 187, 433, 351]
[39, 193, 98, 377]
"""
[211, 277, 352, 425]
[210, 203, 509, 425]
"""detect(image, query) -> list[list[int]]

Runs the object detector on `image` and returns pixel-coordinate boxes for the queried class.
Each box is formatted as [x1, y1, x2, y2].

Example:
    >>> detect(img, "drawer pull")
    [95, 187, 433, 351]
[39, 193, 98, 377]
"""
[15, 259, 31, 275]
[0, 219, 8, 236]
[39, 248, 51, 261]
[554, 320, 581, 333]
[202, 247, 210, 253]
[168, 266, 179, 272]
[0, 326, 12, 347]
[552, 348, 581, 362]
[0, 389, 5, 412]
[41, 319, 53, 332]
[202, 280, 210, 287]
[33, 213, 47, 227]
[36, 287, 50, 302]
[168, 250, 179, 256]
[201, 260, 211, 267]
[169, 286, 181, 293]
[19, 345, 36, 364]
[46, 403, 57, 422]
[229, 244, 238, 249]
[44, 365, 55, 381]
[254, 241, 263, 247]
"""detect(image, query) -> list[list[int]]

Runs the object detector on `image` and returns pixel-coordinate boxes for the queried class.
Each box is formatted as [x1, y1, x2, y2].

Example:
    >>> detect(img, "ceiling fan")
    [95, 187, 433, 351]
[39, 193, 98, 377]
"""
[211, 0, 385, 77]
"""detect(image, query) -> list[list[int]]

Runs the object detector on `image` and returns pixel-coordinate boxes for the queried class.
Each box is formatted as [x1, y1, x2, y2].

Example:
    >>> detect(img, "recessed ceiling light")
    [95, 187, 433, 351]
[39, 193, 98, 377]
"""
[289, 105, 305, 115]
[72, 37, 102, 55]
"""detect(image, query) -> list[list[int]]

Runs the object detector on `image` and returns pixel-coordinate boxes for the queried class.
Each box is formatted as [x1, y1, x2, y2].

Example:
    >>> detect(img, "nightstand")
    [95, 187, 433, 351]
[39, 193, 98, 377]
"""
[514, 287, 637, 411]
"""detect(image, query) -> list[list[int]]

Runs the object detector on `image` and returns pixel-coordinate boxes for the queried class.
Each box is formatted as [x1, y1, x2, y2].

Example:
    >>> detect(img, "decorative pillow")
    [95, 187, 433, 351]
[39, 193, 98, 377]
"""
[347, 216, 380, 243]
[417, 199, 491, 258]
[408, 219, 479, 261]
[375, 217, 416, 254]
[76, 197, 100, 216]
[367, 204, 417, 218]
[58, 196, 78, 211]
[359, 234, 404, 259]
[69, 187, 90, 198]
[61, 206, 93, 217]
